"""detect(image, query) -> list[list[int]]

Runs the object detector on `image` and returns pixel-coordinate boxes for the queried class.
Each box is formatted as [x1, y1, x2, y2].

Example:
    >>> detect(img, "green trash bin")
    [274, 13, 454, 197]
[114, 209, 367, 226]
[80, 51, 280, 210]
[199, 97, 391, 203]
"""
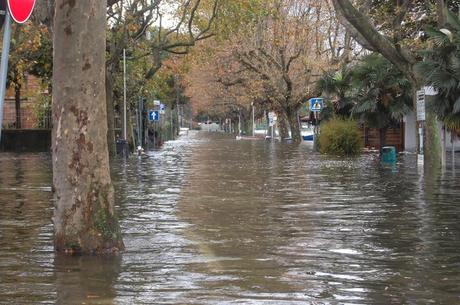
[381, 146, 397, 163]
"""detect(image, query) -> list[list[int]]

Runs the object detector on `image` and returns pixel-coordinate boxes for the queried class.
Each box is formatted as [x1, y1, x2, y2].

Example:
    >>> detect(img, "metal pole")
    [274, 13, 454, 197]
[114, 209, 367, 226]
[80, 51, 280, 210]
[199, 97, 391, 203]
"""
[453, 133, 456, 170]
[170, 107, 173, 140]
[0, 12, 12, 142]
[271, 122, 274, 140]
[137, 99, 142, 147]
[123, 49, 127, 140]
[252, 103, 255, 137]
[238, 111, 241, 135]
[152, 121, 155, 149]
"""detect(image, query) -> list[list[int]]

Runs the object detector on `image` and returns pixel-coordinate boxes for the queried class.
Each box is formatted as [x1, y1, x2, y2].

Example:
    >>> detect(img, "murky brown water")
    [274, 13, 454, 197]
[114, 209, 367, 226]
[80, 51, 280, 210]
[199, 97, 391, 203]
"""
[1, 132, 460, 304]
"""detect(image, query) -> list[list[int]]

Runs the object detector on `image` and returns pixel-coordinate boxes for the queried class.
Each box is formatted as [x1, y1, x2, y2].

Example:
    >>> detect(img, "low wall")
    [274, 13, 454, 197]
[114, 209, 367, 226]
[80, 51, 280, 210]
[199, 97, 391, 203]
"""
[0, 129, 51, 152]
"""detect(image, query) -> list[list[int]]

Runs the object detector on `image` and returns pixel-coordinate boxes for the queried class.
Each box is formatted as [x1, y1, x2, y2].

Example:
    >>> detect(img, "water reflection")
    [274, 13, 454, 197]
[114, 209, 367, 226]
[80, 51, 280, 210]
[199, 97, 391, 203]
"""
[54, 255, 121, 305]
[0, 134, 459, 304]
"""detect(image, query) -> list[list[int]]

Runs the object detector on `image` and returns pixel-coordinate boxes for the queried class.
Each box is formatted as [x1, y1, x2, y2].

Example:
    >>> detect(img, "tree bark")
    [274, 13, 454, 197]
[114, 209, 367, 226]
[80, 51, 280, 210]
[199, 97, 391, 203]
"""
[14, 83, 21, 129]
[287, 108, 301, 142]
[105, 71, 116, 157]
[277, 112, 289, 140]
[436, 0, 447, 26]
[52, 0, 124, 255]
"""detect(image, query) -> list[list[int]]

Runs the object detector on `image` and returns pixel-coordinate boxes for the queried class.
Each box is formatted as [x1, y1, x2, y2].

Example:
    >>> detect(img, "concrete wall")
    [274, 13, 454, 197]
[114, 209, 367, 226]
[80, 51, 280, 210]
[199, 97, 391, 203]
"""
[0, 129, 51, 152]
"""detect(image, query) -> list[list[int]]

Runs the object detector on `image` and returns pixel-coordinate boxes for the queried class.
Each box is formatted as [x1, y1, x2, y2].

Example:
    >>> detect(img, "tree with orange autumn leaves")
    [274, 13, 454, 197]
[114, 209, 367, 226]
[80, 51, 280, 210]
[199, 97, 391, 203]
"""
[2, 21, 51, 129]
[185, 0, 354, 141]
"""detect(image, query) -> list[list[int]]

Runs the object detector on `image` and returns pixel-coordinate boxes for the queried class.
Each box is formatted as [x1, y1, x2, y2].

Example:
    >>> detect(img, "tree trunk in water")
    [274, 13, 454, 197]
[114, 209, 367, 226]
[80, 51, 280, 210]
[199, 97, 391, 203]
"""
[14, 84, 21, 129]
[105, 71, 116, 157]
[52, 0, 124, 254]
[411, 87, 442, 167]
[425, 112, 442, 167]
[278, 112, 289, 140]
[287, 109, 301, 142]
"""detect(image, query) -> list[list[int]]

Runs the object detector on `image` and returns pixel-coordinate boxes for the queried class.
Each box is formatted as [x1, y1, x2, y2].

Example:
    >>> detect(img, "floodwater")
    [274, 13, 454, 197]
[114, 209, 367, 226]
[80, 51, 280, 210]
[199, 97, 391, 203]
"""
[1, 132, 460, 305]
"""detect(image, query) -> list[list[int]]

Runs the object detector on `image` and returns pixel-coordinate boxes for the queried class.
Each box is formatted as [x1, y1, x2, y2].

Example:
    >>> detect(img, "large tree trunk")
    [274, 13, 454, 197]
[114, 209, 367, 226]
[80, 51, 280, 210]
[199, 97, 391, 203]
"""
[277, 112, 289, 140]
[52, 0, 124, 254]
[287, 108, 301, 142]
[14, 83, 21, 129]
[105, 71, 116, 157]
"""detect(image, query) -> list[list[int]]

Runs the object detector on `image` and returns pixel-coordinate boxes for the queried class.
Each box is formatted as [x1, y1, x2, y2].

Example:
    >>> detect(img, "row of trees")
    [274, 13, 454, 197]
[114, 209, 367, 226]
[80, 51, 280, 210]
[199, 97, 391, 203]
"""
[185, 0, 358, 142]
[6, 0, 460, 254]
[318, 53, 412, 148]
[186, 0, 460, 154]
[14, 0, 220, 254]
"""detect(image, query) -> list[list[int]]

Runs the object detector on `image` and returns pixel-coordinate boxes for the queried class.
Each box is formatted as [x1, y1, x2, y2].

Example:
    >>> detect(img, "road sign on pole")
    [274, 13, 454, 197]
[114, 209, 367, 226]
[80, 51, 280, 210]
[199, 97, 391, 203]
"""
[309, 98, 323, 112]
[148, 110, 159, 122]
[416, 90, 426, 121]
[268, 111, 276, 127]
[7, 0, 35, 24]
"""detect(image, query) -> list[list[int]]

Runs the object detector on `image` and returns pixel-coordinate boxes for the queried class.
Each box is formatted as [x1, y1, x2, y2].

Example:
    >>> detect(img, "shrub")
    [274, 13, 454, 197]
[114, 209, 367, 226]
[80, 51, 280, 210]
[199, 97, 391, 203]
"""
[317, 118, 363, 156]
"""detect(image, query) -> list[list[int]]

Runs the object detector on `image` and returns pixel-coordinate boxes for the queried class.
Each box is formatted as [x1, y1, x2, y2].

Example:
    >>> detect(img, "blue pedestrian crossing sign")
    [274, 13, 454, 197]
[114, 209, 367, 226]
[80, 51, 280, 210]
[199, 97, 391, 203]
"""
[148, 110, 159, 122]
[309, 98, 324, 112]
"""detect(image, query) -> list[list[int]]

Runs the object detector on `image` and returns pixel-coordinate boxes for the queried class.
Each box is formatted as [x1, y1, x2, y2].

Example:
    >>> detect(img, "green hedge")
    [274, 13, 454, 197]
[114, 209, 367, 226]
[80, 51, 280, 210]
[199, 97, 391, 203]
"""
[317, 119, 363, 156]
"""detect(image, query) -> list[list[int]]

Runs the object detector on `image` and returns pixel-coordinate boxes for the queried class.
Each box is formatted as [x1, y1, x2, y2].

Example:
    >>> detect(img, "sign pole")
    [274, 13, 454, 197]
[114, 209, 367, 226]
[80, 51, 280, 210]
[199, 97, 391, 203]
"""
[123, 48, 127, 140]
[0, 10, 11, 142]
[252, 102, 255, 137]
[416, 89, 426, 166]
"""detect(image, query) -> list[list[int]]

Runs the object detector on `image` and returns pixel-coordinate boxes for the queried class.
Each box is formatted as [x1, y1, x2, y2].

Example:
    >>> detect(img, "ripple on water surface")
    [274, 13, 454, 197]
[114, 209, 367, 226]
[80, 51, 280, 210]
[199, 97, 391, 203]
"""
[1, 132, 460, 304]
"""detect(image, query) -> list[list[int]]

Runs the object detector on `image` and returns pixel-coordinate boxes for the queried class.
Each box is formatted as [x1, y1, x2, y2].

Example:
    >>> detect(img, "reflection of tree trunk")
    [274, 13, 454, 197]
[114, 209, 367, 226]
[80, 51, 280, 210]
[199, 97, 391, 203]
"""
[14, 83, 21, 129]
[55, 255, 121, 304]
[52, 0, 124, 254]
[105, 71, 116, 157]
[287, 108, 301, 142]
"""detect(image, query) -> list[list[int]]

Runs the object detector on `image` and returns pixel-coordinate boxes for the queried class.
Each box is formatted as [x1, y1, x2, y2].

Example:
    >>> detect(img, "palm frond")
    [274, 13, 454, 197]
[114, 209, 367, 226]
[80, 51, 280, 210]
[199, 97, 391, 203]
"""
[453, 96, 460, 113]
[447, 10, 460, 32]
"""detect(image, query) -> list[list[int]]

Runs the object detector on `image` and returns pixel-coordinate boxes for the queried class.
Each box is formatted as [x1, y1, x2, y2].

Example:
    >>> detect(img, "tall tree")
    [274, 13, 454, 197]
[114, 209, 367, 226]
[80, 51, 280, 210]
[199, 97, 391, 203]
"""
[105, 0, 219, 154]
[351, 54, 412, 149]
[331, 0, 448, 163]
[415, 11, 460, 133]
[52, 0, 124, 254]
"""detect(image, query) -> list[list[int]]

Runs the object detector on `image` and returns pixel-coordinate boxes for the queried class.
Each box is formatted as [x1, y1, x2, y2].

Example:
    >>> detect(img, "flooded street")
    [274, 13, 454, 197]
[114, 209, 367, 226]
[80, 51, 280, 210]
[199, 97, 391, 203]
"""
[1, 131, 460, 304]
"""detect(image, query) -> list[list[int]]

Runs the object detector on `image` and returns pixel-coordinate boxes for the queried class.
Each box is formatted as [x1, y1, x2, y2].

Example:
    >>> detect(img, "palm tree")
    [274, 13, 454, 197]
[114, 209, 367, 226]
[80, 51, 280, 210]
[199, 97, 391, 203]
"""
[316, 68, 354, 118]
[351, 54, 412, 149]
[415, 10, 460, 133]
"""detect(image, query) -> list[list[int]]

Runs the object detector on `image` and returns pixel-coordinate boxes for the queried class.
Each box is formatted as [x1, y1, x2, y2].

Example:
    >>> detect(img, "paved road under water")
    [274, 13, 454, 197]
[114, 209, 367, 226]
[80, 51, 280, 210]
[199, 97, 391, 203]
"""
[1, 131, 460, 304]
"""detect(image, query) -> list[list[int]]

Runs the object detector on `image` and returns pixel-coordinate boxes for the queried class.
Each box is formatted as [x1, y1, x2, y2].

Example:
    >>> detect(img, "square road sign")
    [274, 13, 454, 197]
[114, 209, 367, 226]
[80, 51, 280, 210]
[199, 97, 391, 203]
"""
[148, 110, 159, 122]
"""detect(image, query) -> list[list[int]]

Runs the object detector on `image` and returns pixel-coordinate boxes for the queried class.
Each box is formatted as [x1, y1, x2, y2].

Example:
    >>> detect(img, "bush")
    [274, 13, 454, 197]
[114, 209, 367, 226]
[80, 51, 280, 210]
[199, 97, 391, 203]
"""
[317, 118, 363, 156]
